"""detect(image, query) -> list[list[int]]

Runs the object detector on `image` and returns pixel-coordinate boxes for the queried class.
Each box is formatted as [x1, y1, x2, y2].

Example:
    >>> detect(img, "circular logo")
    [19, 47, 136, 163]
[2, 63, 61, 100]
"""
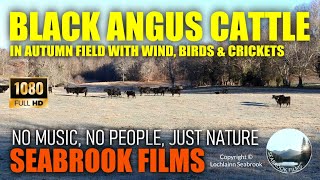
[266, 129, 312, 174]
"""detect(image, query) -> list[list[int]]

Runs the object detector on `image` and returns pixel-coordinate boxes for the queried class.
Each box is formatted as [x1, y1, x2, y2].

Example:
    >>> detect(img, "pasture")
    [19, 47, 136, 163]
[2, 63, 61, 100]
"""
[0, 83, 319, 179]
[0, 84, 319, 138]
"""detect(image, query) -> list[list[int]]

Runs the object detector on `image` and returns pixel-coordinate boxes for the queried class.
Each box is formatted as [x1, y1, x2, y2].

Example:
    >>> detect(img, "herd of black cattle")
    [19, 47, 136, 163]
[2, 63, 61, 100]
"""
[0, 84, 291, 108]
[62, 85, 184, 98]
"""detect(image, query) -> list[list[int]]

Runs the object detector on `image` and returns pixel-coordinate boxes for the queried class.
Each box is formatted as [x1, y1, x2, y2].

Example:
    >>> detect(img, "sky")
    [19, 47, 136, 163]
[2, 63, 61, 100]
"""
[267, 129, 310, 152]
[0, 0, 312, 48]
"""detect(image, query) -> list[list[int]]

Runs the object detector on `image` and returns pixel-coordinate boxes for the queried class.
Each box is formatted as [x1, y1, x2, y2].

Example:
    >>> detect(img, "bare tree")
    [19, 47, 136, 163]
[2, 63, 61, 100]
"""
[167, 56, 178, 87]
[113, 57, 135, 81]
[140, 57, 158, 82]
[35, 57, 69, 86]
[285, 40, 317, 87]
[310, 0, 320, 77]
[0, 49, 9, 76]
[310, 0, 320, 39]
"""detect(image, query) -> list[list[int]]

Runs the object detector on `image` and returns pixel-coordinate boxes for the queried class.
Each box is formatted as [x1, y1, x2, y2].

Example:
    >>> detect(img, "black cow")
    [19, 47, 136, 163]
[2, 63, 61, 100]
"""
[64, 86, 88, 97]
[169, 85, 183, 96]
[157, 88, 164, 96]
[138, 86, 151, 96]
[150, 86, 169, 96]
[0, 85, 9, 93]
[104, 87, 121, 98]
[273, 95, 290, 108]
[126, 91, 136, 98]
[48, 86, 53, 94]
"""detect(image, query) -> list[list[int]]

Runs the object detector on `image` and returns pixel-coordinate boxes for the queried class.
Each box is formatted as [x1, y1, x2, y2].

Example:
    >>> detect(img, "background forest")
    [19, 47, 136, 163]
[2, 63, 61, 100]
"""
[0, 0, 319, 88]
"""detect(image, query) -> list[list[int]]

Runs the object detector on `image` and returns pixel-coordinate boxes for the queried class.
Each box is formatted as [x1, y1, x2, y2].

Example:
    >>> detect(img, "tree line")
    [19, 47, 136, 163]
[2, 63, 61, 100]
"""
[0, 0, 319, 87]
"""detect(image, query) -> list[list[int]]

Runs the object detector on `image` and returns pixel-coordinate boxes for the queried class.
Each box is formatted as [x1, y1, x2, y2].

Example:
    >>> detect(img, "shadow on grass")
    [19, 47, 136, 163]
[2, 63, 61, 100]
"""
[54, 93, 108, 99]
[240, 102, 269, 107]
[182, 87, 320, 95]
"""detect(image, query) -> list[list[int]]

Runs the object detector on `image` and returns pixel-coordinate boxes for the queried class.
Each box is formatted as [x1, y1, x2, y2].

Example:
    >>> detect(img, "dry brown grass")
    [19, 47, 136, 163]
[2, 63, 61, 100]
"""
[0, 84, 319, 138]
[0, 84, 319, 179]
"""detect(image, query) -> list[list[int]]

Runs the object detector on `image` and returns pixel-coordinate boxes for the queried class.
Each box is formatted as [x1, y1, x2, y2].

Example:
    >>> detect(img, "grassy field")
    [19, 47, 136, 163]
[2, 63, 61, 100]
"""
[0, 83, 319, 179]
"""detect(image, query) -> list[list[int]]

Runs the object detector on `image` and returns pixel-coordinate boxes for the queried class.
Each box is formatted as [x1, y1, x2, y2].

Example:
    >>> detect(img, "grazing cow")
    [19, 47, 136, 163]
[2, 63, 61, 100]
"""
[0, 85, 9, 93]
[74, 87, 88, 97]
[48, 86, 53, 94]
[104, 87, 121, 98]
[64, 86, 88, 97]
[138, 86, 151, 96]
[126, 90, 136, 98]
[169, 86, 183, 96]
[273, 95, 290, 108]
